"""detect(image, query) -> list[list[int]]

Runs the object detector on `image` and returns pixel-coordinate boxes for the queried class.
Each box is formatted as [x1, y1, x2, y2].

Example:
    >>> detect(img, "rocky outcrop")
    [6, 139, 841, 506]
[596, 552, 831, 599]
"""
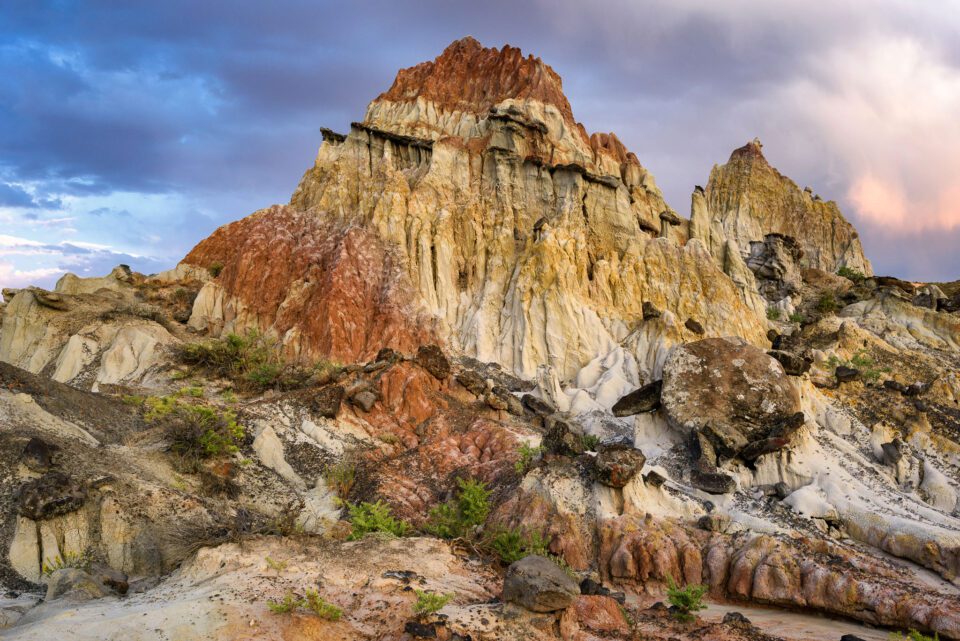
[661, 337, 802, 460]
[705, 139, 872, 275]
[181, 38, 767, 379]
[502, 555, 580, 612]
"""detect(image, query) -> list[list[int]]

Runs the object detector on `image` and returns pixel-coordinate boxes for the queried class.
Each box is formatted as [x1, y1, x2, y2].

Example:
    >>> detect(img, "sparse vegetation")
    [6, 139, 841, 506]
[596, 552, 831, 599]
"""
[838, 265, 866, 284]
[267, 591, 303, 614]
[346, 500, 410, 540]
[665, 574, 708, 622]
[515, 442, 544, 474]
[265, 556, 288, 573]
[766, 307, 781, 321]
[324, 460, 356, 500]
[426, 478, 491, 539]
[825, 350, 890, 383]
[140, 395, 244, 463]
[488, 527, 550, 564]
[580, 434, 601, 451]
[816, 291, 840, 314]
[41, 550, 93, 576]
[304, 589, 343, 621]
[789, 312, 805, 324]
[174, 330, 340, 393]
[889, 631, 940, 641]
[413, 590, 452, 617]
[208, 261, 224, 278]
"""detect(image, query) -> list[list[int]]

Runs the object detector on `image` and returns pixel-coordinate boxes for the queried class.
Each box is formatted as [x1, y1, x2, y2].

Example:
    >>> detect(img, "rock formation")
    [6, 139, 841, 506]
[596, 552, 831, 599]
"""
[2, 37, 960, 641]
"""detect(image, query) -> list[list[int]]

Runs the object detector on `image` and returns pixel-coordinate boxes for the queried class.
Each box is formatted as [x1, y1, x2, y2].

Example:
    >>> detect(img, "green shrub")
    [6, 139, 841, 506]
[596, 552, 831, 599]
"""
[816, 292, 840, 314]
[788, 312, 805, 324]
[515, 442, 544, 474]
[267, 591, 303, 614]
[426, 478, 491, 539]
[580, 434, 601, 451]
[174, 330, 326, 393]
[208, 261, 224, 278]
[41, 550, 93, 576]
[766, 307, 781, 321]
[143, 395, 244, 464]
[346, 500, 410, 540]
[889, 631, 940, 641]
[413, 590, 452, 617]
[665, 575, 708, 622]
[324, 460, 356, 499]
[304, 589, 343, 621]
[837, 265, 866, 283]
[488, 527, 550, 564]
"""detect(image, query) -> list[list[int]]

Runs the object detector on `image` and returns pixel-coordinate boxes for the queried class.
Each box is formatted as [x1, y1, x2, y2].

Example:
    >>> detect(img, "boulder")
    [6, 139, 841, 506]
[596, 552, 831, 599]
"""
[642, 301, 661, 320]
[698, 513, 732, 532]
[17, 472, 87, 520]
[738, 412, 805, 461]
[611, 380, 662, 417]
[690, 465, 737, 495]
[455, 369, 487, 396]
[521, 393, 555, 416]
[835, 366, 860, 383]
[543, 418, 584, 456]
[502, 555, 580, 612]
[684, 318, 705, 335]
[594, 443, 646, 488]
[311, 385, 344, 418]
[46, 569, 108, 602]
[661, 337, 801, 459]
[485, 385, 524, 416]
[21, 437, 58, 472]
[767, 350, 811, 376]
[415, 344, 450, 380]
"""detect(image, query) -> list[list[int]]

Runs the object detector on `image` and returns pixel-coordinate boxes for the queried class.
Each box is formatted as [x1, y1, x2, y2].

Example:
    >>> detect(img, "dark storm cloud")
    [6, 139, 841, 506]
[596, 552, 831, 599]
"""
[1, 0, 959, 289]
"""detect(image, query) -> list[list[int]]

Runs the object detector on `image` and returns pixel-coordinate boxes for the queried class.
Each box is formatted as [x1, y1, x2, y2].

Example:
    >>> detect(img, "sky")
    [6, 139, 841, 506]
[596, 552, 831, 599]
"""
[2, 0, 960, 290]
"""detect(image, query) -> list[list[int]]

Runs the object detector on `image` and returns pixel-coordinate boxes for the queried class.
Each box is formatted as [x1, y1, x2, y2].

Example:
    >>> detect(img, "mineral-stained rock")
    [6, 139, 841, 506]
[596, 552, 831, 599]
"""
[311, 385, 344, 418]
[502, 555, 580, 612]
[415, 344, 451, 380]
[454, 369, 487, 396]
[661, 337, 801, 459]
[611, 380, 662, 416]
[642, 301, 661, 320]
[594, 443, 646, 488]
[17, 472, 87, 520]
[485, 385, 524, 416]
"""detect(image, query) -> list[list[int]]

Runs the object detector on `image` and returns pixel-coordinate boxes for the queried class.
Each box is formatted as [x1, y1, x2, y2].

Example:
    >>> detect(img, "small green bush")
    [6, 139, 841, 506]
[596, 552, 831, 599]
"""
[816, 292, 840, 314]
[304, 589, 343, 621]
[766, 307, 781, 321]
[488, 527, 550, 564]
[788, 312, 805, 324]
[41, 550, 93, 576]
[208, 261, 224, 278]
[426, 478, 491, 539]
[666, 575, 708, 622]
[889, 631, 940, 641]
[143, 395, 244, 463]
[580, 434, 601, 451]
[413, 590, 452, 617]
[515, 442, 544, 474]
[324, 460, 356, 499]
[346, 500, 410, 540]
[267, 591, 303, 614]
[837, 265, 866, 283]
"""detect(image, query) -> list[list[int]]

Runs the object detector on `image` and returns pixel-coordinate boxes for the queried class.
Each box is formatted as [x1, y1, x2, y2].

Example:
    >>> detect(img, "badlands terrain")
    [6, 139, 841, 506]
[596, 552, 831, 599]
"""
[0, 37, 958, 640]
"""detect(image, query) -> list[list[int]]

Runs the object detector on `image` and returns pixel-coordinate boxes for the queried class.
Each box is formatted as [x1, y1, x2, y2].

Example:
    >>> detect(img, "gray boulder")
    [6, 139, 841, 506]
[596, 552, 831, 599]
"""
[502, 555, 579, 612]
[46, 569, 109, 601]
[611, 380, 662, 417]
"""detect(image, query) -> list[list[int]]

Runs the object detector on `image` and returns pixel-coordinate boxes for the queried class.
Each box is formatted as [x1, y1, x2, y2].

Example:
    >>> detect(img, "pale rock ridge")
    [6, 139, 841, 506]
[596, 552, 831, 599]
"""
[704, 138, 872, 275]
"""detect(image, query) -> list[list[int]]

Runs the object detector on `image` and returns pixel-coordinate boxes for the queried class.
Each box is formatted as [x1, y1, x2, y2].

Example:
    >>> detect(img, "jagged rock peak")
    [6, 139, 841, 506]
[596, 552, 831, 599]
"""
[377, 36, 576, 125]
[705, 138, 872, 275]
